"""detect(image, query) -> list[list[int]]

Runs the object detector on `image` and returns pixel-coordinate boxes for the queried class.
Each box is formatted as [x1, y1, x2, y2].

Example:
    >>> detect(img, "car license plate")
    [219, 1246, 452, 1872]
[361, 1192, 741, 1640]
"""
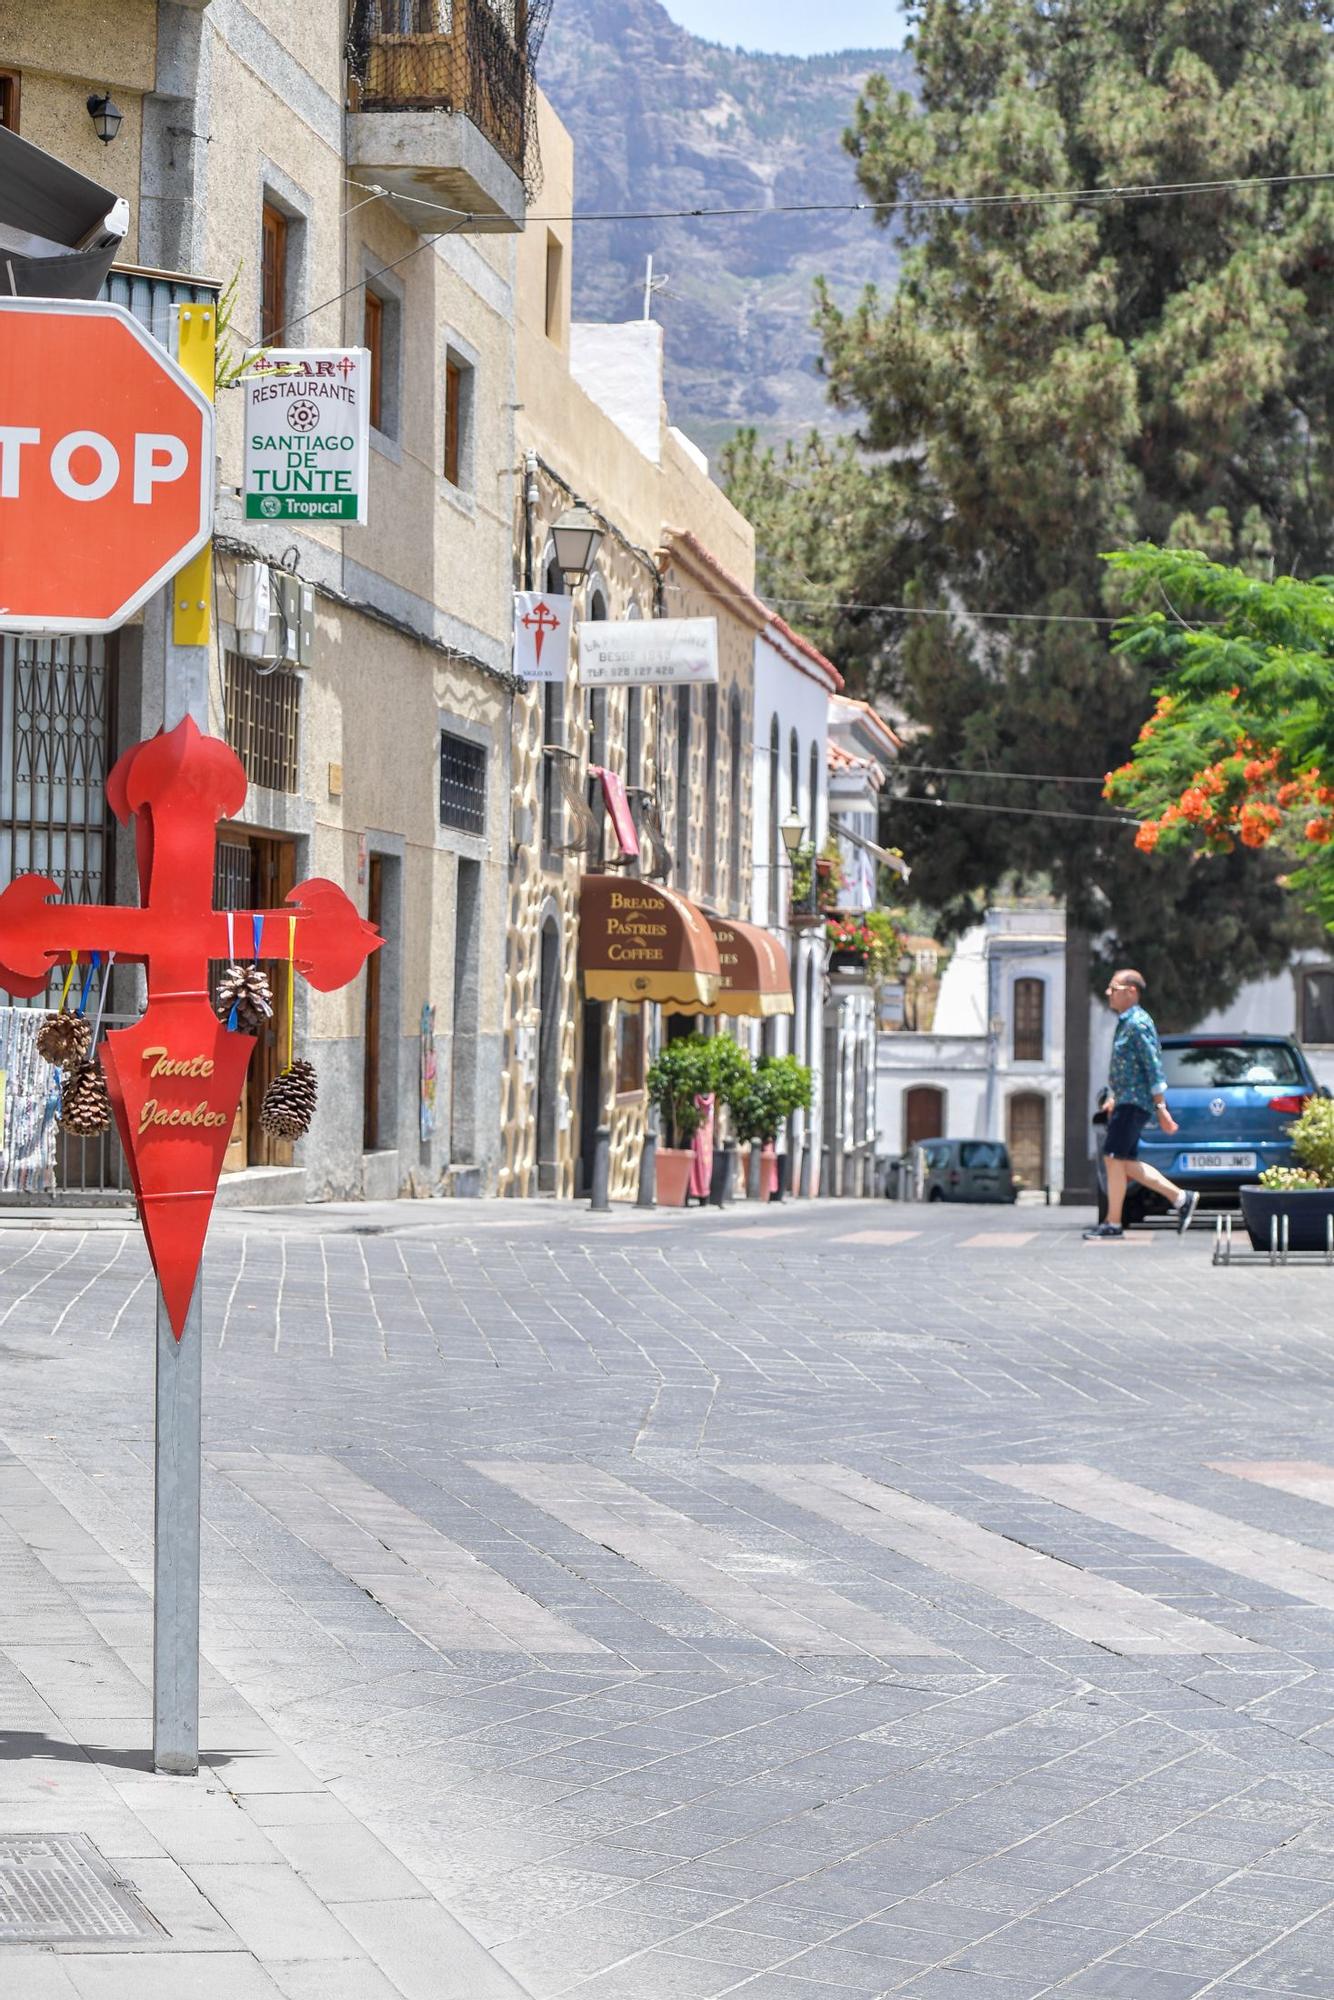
[1180, 1152, 1256, 1171]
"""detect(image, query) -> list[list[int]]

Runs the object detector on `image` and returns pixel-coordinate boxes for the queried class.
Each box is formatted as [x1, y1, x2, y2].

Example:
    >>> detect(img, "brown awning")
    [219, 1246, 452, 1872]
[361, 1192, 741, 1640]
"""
[579, 875, 721, 1009]
[706, 916, 794, 1018]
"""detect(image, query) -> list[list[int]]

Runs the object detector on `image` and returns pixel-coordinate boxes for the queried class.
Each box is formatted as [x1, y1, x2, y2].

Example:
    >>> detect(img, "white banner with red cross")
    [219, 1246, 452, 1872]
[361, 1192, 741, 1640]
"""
[513, 591, 573, 683]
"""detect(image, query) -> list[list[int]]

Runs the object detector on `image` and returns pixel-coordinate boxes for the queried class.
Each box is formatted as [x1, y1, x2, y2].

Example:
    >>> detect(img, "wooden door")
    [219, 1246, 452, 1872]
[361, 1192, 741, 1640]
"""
[248, 836, 297, 1166]
[1007, 1092, 1047, 1189]
[363, 856, 384, 1150]
[214, 833, 296, 1170]
[214, 839, 254, 1173]
[904, 1085, 945, 1151]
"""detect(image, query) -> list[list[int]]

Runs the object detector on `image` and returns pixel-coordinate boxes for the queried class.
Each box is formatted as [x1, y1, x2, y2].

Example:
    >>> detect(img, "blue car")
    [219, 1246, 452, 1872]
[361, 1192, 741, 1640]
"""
[1124, 1033, 1327, 1223]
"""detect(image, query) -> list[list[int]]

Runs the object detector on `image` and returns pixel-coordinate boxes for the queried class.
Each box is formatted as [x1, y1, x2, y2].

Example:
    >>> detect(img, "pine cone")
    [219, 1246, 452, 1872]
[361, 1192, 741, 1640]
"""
[214, 962, 274, 1034]
[259, 1058, 318, 1140]
[60, 1059, 112, 1136]
[36, 1011, 92, 1069]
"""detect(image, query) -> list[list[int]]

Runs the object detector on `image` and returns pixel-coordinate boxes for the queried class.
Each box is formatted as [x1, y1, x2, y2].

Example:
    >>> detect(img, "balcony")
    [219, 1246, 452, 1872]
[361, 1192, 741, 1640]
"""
[346, 0, 531, 234]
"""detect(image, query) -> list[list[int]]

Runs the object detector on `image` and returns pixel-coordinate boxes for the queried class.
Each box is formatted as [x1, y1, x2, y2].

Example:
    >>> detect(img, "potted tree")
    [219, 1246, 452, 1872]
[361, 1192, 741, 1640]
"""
[645, 1038, 712, 1206]
[702, 1034, 754, 1203]
[734, 1055, 813, 1201]
[1240, 1097, 1334, 1252]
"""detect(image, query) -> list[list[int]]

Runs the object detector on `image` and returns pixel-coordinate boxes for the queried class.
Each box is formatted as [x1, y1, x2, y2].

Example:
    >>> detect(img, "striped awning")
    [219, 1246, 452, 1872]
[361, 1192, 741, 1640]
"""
[704, 916, 793, 1018]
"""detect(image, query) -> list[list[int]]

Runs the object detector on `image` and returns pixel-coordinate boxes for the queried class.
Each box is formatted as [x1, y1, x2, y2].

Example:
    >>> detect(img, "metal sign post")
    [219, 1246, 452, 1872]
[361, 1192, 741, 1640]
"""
[152, 301, 215, 1777]
[154, 1280, 202, 1773]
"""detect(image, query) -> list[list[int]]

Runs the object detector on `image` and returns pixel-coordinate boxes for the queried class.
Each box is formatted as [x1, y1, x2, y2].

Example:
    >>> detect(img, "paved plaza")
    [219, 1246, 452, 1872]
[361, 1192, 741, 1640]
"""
[5, 1197, 1334, 1997]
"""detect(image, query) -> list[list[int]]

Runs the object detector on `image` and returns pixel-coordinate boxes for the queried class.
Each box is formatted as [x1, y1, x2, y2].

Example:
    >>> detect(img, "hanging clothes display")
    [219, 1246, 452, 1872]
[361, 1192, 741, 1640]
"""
[0, 1007, 61, 1191]
[689, 1091, 715, 1201]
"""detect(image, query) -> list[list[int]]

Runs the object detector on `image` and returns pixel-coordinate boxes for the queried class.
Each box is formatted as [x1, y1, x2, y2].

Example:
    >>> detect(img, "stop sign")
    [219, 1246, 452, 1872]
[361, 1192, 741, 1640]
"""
[0, 298, 214, 635]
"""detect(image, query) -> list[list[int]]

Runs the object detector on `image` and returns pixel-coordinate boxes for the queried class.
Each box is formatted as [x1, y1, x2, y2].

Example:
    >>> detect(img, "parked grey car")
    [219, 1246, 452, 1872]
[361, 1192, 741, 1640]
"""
[917, 1139, 1019, 1204]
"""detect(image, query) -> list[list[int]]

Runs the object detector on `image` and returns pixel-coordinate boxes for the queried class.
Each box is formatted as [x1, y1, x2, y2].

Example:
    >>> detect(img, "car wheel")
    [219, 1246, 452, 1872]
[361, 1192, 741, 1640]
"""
[928, 1187, 944, 1202]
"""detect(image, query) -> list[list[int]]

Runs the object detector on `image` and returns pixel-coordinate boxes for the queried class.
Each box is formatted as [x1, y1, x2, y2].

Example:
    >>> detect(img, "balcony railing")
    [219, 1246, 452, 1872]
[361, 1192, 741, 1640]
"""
[348, 0, 533, 182]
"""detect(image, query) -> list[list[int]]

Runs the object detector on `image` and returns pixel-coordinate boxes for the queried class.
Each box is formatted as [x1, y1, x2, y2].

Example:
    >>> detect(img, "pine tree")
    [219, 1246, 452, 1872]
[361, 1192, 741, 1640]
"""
[731, 0, 1333, 1036]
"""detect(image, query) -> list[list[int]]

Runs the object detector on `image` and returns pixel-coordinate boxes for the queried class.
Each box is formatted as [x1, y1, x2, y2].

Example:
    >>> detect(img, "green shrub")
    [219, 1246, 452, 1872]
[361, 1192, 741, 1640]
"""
[647, 1034, 755, 1148]
[732, 1054, 813, 1145]
[1288, 1096, 1334, 1186]
[645, 1039, 713, 1149]
[1258, 1165, 1326, 1191]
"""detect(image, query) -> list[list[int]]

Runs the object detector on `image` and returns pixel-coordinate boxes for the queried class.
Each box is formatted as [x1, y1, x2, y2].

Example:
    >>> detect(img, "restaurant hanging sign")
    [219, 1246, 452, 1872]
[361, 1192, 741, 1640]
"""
[244, 349, 369, 523]
[578, 617, 719, 686]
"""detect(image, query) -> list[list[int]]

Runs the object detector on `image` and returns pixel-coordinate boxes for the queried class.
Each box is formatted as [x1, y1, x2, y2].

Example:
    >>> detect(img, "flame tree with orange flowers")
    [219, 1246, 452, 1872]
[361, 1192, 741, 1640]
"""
[1104, 546, 1334, 930]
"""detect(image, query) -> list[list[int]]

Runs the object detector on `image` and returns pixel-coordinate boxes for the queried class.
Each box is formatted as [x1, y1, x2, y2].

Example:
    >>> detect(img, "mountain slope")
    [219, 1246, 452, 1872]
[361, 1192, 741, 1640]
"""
[537, 0, 912, 455]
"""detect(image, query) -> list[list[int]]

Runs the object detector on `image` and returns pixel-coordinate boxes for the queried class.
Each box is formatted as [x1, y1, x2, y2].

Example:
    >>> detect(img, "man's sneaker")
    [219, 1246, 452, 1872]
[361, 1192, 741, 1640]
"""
[1176, 1190, 1200, 1235]
[1082, 1222, 1125, 1240]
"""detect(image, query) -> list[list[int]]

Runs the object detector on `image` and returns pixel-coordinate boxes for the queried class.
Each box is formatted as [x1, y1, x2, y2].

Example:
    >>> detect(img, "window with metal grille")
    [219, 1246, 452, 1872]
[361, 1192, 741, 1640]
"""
[1012, 977, 1045, 1062]
[440, 730, 487, 834]
[224, 652, 300, 793]
[0, 633, 114, 912]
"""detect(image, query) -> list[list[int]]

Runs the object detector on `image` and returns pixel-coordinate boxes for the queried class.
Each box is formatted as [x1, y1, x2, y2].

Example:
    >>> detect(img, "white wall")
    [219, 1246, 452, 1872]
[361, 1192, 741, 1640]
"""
[751, 631, 831, 928]
[569, 321, 664, 464]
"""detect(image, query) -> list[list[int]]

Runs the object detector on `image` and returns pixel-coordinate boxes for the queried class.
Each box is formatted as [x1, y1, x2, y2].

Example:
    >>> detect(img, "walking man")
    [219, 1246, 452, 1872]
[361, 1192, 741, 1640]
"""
[1085, 969, 1199, 1240]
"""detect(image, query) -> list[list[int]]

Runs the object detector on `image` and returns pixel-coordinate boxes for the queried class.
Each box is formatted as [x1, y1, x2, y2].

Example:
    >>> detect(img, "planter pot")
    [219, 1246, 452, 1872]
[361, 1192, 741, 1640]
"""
[654, 1147, 693, 1208]
[742, 1145, 778, 1201]
[829, 950, 869, 974]
[1239, 1183, 1334, 1254]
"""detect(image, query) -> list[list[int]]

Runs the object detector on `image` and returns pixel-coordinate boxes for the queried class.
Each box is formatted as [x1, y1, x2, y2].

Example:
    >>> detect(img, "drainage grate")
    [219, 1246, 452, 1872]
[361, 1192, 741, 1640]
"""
[0, 1834, 161, 1944]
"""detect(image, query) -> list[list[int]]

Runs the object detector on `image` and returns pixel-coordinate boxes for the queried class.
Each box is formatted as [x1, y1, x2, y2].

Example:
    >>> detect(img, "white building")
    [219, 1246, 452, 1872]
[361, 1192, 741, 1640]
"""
[877, 903, 1066, 1192]
[750, 616, 839, 1193]
[826, 696, 901, 1194]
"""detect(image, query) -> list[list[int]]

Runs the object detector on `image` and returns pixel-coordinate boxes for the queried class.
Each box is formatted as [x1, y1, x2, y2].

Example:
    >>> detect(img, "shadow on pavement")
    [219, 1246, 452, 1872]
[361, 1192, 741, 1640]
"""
[0, 1729, 254, 1771]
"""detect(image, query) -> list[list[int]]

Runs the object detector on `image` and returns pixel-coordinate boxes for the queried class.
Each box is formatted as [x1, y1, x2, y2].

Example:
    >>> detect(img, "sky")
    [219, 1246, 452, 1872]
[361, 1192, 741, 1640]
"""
[659, 1, 907, 56]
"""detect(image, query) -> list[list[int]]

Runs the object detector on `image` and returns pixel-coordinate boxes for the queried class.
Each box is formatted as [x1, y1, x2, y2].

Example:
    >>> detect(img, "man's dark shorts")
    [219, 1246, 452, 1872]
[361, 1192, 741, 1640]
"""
[1105, 1103, 1150, 1160]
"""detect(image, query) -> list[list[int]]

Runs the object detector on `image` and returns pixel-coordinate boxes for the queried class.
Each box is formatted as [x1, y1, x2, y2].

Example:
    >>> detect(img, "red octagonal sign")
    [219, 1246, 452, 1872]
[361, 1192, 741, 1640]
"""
[0, 298, 214, 635]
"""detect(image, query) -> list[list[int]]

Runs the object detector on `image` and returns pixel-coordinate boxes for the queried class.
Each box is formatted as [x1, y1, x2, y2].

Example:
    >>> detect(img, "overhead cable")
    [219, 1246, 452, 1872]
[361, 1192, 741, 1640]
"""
[346, 168, 1334, 228]
[893, 794, 1138, 828]
[903, 764, 1108, 786]
[660, 580, 1125, 627]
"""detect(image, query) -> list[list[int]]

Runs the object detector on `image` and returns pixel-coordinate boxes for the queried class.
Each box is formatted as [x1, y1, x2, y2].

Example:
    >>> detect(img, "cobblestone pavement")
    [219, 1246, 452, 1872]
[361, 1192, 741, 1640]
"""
[6, 1197, 1334, 1998]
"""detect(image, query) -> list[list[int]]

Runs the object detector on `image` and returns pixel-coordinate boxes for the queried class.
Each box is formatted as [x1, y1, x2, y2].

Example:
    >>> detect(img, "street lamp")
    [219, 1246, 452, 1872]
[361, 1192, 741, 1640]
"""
[898, 950, 915, 1030]
[86, 91, 124, 143]
[780, 808, 805, 860]
[550, 502, 603, 584]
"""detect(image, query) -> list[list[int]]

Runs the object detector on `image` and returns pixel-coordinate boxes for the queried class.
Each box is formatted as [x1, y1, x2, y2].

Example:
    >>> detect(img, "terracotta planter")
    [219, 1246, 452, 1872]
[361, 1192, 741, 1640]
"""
[1239, 1184, 1334, 1254]
[741, 1145, 778, 1201]
[655, 1147, 693, 1207]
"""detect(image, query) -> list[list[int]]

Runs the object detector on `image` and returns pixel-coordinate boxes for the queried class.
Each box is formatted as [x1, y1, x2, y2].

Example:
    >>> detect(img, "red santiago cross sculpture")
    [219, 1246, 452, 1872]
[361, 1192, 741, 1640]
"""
[0, 719, 380, 1335]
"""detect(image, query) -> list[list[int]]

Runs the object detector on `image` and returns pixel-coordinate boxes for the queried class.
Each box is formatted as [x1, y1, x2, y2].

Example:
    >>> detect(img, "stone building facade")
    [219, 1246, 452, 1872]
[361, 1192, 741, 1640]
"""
[0, 0, 527, 1200]
[500, 93, 763, 1202]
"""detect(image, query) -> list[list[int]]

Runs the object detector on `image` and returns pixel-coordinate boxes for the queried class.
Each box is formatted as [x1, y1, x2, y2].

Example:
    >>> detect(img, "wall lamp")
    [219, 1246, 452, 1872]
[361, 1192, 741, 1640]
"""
[87, 91, 124, 144]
